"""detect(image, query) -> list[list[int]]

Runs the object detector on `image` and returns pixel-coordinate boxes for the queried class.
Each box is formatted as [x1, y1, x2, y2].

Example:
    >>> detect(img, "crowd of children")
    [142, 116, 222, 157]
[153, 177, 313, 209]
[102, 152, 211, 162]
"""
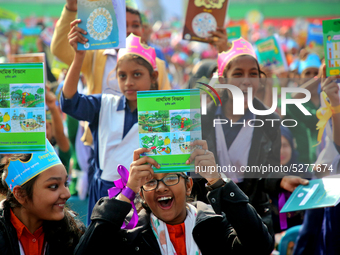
[1, 0, 340, 254]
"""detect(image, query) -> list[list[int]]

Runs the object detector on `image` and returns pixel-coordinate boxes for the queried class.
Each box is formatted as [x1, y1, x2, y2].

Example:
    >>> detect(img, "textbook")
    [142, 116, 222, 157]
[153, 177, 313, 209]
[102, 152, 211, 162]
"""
[280, 176, 340, 213]
[226, 26, 241, 42]
[77, 0, 126, 50]
[255, 34, 288, 74]
[182, 0, 229, 43]
[137, 90, 202, 173]
[306, 24, 324, 58]
[0, 63, 46, 153]
[322, 18, 340, 76]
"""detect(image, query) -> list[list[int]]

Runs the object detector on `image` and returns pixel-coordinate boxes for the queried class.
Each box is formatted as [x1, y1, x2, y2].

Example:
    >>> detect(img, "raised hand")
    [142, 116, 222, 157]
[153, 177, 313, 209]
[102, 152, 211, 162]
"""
[127, 148, 161, 194]
[206, 26, 229, 53]
[68, 19, 87, 55]
[66, 0, 78, 12]
[186, 140, 220, 184]
[321, 64, 340, 106]
[45, 89, 57, 110]
[280, 176, 309, 193]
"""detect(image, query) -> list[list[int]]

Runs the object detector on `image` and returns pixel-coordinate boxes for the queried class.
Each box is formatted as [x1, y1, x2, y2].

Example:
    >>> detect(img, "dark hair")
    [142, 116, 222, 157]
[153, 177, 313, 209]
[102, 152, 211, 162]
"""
[0, 154, 84, 255]
[0, 154, 33, 208]
[116, 54, 158, 90]
[126, 6, 142, 25]
[221, 55, 266, 102]
[187, 59, 217, 89]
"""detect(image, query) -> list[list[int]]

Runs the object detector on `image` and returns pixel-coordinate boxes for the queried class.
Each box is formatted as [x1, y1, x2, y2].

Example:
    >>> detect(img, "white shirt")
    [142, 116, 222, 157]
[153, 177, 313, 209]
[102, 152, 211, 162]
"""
[102, 50, 122, 96]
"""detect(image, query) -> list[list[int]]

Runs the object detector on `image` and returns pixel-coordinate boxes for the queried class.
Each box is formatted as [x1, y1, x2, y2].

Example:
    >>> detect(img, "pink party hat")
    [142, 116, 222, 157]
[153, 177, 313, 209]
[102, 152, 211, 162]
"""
[118, 33, 157, 70]
[218, 37, 257, 77]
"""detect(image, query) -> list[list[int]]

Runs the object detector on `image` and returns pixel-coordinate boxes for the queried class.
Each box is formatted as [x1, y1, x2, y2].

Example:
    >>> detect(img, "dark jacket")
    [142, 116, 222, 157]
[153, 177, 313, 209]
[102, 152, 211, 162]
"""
[192, 98, 285, 234]
[75, 180, 274, 255]
[0, 200, 82, 255]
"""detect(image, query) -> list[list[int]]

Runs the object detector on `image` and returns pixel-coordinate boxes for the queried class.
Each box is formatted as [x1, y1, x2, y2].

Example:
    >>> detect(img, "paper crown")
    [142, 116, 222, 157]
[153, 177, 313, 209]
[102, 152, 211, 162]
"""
[118, 33, 157, 70]
[218, 37, 257, 77]
[5, 139, 62, 191]
[298, 53, 321, 74]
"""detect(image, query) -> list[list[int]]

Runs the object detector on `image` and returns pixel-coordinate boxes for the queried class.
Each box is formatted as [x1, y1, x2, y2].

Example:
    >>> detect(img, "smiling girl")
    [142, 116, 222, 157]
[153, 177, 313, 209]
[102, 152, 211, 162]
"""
[74, 140, 274, 255]
[0, 141, 83, 255]
[60, 25, 159, 225]
[194, 38, 309, 235]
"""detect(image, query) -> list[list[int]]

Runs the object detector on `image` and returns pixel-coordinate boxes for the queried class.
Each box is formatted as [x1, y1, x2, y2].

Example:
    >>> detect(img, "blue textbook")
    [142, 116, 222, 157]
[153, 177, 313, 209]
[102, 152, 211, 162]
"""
[280, 176, 340, 213]
[77, 0, 126, 50]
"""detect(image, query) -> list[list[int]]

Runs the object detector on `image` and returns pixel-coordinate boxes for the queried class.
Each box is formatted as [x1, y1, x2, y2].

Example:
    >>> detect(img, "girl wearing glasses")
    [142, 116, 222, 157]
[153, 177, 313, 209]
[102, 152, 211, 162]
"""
[74, 140, 274, 255]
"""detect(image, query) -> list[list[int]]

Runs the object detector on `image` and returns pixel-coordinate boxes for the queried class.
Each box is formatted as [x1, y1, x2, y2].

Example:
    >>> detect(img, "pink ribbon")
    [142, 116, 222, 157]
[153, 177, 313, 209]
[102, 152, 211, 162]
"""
[278, 191, 289, 230]
[108, 165, 138, 229]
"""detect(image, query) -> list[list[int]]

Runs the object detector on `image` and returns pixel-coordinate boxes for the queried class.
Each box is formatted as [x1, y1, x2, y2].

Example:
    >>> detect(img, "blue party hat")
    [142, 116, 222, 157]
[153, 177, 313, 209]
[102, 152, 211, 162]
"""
[5, 139, 62, 191]
[298, 53, 321, 74]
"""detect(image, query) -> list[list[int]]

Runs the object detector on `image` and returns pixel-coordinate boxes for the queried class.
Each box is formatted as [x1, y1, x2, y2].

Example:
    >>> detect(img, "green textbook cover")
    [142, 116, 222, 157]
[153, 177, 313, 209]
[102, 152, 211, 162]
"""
[0, 63, 46, 153]
[226, 26, 241, 41]
[137, 89, 202, 173]
[322, 18, 340, 76]
[255, 35, 288, 74]
[280, 176, 340, 213]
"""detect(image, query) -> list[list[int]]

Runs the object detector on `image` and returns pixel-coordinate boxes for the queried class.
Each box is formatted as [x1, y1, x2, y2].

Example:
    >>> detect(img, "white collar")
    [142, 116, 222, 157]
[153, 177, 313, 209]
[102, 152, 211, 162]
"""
[103, 49, 118, 56]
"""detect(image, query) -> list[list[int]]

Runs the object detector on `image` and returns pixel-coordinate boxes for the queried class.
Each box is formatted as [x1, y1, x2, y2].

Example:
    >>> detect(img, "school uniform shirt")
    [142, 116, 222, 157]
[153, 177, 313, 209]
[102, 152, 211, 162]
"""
[102, 49, 121, 96]
[214, 106, 254, 183]
[60, 92, 138, 182]
[10, 209, 45, 255]
[166, 223, 186, 255]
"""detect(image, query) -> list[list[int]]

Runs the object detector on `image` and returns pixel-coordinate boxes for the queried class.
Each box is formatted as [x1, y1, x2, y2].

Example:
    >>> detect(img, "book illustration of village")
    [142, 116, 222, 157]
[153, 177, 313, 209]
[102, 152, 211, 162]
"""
[170, 109, 201, 132]
[171, 131, 201, 155]
[0, 84, 10, 108]
[11, 109, 45, 132]
[138, 110, 170, 133]
[10, 85, 45, 108]
[139, 133, 171, 155]
[0, 110, 11, 132]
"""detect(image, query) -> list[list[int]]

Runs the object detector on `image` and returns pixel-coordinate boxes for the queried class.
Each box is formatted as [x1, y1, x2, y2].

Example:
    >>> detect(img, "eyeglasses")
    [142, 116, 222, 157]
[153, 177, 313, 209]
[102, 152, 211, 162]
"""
[142, 174, 188, 191]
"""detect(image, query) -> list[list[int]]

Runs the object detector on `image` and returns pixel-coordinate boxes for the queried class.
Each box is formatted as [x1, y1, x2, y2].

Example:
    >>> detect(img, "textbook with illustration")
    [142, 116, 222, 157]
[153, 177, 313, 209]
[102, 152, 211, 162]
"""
[0, 63, 46, 154]
[183, 0, 229, 43]
[306, 24, 323, 58]
[255, 34, 288, 74]
[322, 18, 340, 76]
[137, 90, 202, 173]
[77, 0, 126, 50]
[280, 176, 340, 213]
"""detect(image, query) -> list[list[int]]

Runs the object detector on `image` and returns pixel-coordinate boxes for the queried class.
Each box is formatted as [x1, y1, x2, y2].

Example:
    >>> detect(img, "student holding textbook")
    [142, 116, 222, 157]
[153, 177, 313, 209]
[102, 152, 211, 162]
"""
[51, 0, 170, 96]
[74, 143, 274, 255]
[193, 37, 309, 235]
[61, 31, 159, 225]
